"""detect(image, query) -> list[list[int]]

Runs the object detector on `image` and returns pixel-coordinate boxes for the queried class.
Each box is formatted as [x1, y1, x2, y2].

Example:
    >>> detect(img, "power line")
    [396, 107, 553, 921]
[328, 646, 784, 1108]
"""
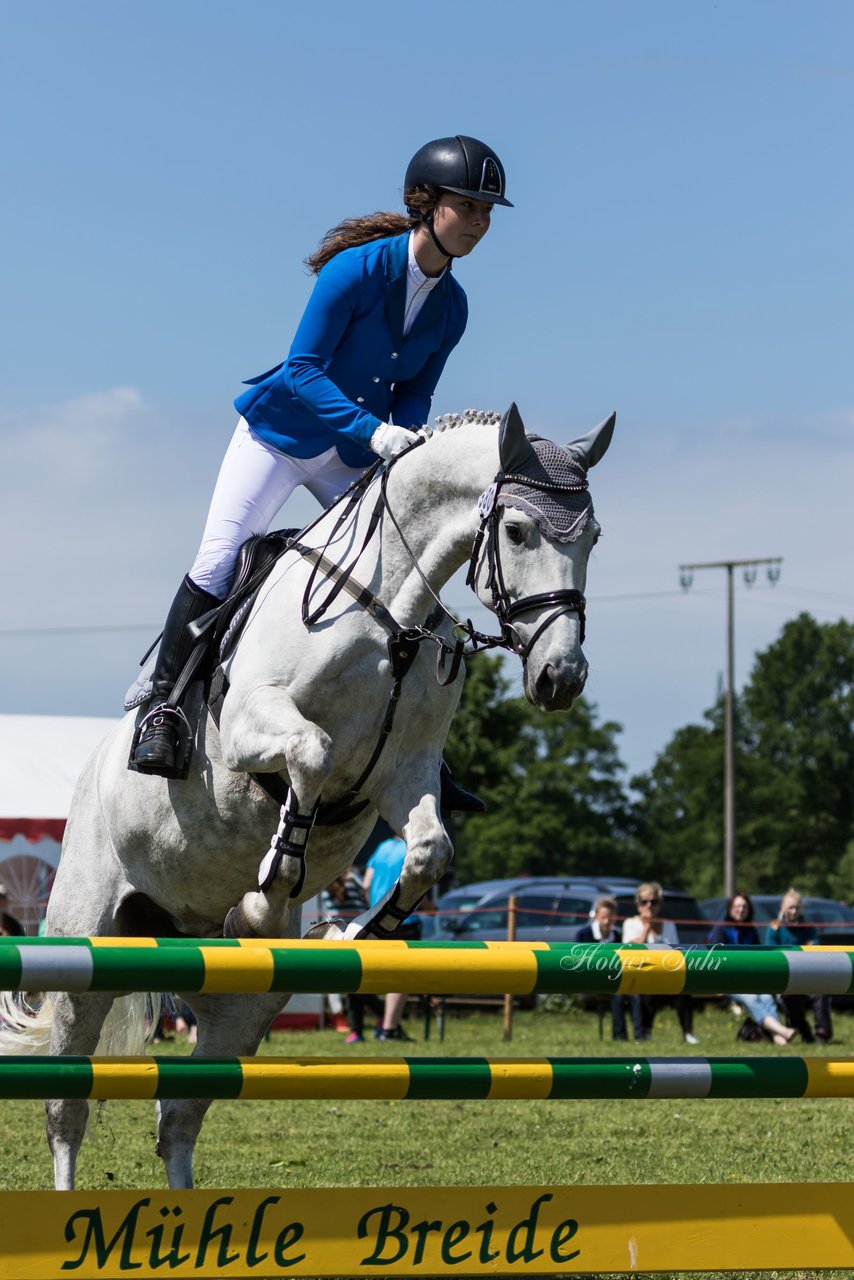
[1, 580, 850, 640]
[0, 624, 156, 638]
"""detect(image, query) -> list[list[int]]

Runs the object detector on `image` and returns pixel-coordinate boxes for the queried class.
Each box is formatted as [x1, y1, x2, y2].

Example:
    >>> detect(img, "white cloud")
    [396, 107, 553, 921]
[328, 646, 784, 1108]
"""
[0, 387, 146, 482]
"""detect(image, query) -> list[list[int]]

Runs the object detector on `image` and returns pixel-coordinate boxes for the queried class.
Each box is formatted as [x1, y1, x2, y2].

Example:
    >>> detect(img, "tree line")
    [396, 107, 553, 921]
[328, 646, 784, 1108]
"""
[443, 613, 854, 901]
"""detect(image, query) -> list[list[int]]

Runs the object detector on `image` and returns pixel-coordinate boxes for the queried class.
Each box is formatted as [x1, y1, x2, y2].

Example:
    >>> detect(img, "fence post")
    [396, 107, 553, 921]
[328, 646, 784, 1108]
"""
[502, 895, 517, 1042]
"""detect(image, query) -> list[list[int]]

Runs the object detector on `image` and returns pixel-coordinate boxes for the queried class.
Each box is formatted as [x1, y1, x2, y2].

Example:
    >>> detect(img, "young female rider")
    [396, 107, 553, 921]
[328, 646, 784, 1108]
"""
[130, 134, 512, 778]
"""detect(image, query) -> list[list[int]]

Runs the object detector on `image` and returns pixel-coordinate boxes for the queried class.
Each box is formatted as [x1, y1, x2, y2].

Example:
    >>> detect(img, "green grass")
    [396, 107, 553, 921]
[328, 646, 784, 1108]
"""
[4, 1000, 854, 1278]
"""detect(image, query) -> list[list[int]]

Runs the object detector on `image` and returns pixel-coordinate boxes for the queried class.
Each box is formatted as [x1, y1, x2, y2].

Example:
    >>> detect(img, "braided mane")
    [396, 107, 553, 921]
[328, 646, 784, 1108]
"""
[431, 409, 501, 431]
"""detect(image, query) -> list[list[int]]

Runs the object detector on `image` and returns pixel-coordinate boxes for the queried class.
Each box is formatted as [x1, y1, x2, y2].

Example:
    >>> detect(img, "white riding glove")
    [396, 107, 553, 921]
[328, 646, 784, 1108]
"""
[369, 422, 420, 461]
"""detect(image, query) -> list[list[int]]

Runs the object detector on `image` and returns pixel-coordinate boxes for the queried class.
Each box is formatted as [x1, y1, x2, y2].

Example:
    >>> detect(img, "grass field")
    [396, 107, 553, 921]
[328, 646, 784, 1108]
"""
[4, 998, 854, 1278]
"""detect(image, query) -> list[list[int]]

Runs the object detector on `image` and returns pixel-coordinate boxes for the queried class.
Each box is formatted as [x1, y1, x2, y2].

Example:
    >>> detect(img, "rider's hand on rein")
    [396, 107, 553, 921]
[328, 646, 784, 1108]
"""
[370, 422, 420, 461]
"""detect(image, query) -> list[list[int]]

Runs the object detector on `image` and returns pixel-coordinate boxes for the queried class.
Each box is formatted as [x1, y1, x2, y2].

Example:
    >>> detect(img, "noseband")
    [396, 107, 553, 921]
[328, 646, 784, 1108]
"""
[465, 470, 587, 662]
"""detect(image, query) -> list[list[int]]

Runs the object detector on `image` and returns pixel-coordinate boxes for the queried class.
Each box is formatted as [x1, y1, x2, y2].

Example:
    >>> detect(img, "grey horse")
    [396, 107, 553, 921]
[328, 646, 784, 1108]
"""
[0, 402, 614, 1189]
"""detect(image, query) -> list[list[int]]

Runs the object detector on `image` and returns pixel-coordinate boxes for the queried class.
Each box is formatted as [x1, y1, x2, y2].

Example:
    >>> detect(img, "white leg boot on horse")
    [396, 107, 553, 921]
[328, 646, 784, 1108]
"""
[219, 684, 333, 939]
[321, 760, 454, 942]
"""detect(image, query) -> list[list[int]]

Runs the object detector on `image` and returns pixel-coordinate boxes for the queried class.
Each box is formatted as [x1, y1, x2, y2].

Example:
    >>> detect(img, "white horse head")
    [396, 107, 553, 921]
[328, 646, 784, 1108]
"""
[466, 402, 614, 710]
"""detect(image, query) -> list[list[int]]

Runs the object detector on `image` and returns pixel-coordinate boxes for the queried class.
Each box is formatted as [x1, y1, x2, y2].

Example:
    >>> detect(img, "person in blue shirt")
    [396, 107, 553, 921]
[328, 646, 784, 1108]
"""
[363, 836, 422, 1041]
[130, 135, 512, 775]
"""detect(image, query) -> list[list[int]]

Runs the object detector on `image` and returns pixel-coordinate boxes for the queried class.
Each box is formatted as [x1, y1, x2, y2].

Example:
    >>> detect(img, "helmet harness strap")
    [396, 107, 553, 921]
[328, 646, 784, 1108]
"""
[424, 209, 457, 261]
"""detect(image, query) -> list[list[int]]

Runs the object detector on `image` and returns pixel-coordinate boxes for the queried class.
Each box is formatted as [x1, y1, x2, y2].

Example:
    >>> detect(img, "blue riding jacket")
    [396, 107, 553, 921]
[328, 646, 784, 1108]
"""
[234, 232, 468, 470]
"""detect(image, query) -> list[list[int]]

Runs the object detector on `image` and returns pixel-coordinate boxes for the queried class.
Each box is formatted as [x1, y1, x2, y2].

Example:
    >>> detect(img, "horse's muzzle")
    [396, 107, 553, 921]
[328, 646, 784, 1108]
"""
[526, 659, 588, 712]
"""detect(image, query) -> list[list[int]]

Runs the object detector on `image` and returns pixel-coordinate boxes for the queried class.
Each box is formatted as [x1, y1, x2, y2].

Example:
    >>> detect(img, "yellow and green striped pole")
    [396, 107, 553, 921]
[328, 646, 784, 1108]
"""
[2, 937, 854, 996]
[2, 1054, 853, 1100]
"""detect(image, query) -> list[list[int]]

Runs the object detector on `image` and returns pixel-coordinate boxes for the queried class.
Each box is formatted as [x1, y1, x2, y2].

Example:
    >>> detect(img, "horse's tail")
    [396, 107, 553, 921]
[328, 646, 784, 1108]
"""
[0, 990, 154, 1057]
[0, 990, 55, 1055]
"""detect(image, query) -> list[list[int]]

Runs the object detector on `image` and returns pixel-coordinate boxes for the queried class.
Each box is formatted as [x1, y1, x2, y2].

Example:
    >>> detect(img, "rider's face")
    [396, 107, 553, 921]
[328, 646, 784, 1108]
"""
[431, 193, 492, 256]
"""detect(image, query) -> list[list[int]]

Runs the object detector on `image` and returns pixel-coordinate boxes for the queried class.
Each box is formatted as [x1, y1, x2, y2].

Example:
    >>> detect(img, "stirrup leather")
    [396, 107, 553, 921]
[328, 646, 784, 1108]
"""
[257, 787, 318, 897]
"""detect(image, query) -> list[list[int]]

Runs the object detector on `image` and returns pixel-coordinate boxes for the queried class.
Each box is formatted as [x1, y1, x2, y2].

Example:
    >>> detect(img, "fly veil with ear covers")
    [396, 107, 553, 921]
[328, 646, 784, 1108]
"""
[498, 436, 593, 543]
[466, 403, 616, 658]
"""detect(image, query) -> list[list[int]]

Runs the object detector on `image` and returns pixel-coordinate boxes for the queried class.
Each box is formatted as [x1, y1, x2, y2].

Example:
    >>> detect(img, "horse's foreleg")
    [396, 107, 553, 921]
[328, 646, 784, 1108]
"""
[156, 988, 295, 1188]
[220, 684, 332, 937]
[46, 991, 117, 1190]
[346, 760, 453, 939]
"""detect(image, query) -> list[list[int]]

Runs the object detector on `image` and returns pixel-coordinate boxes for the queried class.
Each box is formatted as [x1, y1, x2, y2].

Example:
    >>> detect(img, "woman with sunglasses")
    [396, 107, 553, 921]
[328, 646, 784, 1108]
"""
[621, 882, 698, 1044]
[129, 135, 512, 777]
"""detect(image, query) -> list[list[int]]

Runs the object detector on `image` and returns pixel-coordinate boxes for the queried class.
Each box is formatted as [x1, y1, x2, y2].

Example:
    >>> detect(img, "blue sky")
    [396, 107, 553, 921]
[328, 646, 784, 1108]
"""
[1, 0, 851, 780]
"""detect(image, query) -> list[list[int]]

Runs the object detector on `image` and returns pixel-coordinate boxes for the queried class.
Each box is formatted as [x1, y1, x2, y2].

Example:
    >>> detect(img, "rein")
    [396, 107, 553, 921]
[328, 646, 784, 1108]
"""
[279, 436, 588, 817]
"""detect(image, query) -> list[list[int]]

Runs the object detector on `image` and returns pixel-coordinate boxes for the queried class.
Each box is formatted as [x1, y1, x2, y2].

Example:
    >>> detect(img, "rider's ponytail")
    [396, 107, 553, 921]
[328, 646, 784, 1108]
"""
[305, 186, 441, 274]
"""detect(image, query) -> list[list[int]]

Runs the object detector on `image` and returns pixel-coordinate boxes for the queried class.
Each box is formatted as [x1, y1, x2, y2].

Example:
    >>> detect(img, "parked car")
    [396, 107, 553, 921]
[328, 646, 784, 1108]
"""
[439, 878, 708, 946]
[443, 882, 606, 942]
[701, 895, 854, 945]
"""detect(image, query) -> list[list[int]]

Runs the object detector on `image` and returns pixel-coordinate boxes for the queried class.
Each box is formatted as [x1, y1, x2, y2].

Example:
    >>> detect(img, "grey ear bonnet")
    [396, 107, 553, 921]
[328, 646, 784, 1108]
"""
[499, 436, 594, 544]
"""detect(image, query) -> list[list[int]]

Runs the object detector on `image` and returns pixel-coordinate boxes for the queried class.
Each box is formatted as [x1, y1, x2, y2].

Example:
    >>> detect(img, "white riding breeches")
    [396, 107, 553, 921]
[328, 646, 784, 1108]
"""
[189, 418, 365, 599]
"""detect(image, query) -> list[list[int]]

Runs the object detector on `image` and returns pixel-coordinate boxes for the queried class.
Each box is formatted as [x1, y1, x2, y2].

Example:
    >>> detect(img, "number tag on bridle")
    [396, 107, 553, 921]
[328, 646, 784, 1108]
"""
[477, 483, 499, 519]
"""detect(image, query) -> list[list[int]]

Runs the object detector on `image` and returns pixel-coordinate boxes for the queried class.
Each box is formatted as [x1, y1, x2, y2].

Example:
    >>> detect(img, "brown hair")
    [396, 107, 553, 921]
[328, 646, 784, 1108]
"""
[725, 890, 755, 922]
[305, 185, 442, 274]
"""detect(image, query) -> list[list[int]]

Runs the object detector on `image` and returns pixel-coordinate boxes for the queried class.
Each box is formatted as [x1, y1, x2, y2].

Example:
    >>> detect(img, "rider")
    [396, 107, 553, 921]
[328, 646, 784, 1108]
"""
[130, 134, 512, 781]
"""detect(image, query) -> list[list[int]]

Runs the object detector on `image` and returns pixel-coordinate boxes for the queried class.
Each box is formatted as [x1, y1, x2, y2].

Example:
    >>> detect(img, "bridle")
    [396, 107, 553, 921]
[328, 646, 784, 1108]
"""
[291, 434, 589, 677]
[465, 469, 588, 662]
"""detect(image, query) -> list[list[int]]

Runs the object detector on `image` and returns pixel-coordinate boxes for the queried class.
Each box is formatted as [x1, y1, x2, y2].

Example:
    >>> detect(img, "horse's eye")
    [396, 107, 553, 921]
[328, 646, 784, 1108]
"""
[505, 523, 524, 545]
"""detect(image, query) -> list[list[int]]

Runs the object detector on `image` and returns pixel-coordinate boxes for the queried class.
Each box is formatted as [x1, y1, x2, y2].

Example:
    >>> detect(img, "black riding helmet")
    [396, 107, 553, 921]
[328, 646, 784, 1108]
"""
[405, 135, 513, 208]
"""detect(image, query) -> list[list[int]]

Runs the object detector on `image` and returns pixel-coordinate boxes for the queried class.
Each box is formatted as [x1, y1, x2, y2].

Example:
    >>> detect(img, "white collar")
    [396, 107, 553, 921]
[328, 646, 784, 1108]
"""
[407, 232, 444, 290]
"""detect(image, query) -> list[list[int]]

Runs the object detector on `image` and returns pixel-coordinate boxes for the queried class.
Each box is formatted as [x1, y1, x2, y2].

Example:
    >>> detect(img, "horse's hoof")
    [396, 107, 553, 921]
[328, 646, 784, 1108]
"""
[223, 901, 257, 939]
[303, 919, 345, 941]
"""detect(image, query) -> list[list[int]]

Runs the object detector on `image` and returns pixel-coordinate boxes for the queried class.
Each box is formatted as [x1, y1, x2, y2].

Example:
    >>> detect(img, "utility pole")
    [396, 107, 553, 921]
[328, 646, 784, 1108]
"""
[678, 557, 782, 897]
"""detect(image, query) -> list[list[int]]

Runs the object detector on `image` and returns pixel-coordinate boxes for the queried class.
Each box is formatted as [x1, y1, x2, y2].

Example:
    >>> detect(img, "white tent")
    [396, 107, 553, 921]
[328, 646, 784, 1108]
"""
[0, 717, 325, 1034]
[0, 714, 119, 844]
[0, 714, 118, 928]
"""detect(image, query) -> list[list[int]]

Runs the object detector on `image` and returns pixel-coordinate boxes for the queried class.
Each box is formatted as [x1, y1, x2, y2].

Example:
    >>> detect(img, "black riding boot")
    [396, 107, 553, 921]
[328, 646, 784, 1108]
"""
[439, 762, 486, 815]
[130, 574, 220, 773]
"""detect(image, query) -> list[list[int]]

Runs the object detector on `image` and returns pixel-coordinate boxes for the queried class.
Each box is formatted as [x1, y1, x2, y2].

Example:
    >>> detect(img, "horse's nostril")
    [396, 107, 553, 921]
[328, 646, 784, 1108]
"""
[535, 664, 557, 706]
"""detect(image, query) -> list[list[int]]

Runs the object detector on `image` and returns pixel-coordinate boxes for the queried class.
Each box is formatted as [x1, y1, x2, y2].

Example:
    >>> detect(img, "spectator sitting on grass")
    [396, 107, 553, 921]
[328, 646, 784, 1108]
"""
[708, 890, 795, 1046]
[765, 888, 832, 1043]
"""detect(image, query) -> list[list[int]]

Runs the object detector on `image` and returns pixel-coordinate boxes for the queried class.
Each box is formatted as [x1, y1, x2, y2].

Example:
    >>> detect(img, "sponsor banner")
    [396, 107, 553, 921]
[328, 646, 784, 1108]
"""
[1, 1184, 854, 1277]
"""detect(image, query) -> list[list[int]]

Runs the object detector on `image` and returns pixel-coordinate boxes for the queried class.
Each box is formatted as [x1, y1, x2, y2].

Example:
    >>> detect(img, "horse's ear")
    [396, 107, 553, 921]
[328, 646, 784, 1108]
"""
[567, 411, 616, 469]
[499, 402, 532, 472]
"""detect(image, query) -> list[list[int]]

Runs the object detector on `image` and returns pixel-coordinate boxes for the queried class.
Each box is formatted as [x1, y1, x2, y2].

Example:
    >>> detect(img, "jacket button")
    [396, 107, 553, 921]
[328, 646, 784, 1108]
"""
[391, 352, 398, 359]
[372, 375, 380, 383]
[356, 396, 365, 404]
